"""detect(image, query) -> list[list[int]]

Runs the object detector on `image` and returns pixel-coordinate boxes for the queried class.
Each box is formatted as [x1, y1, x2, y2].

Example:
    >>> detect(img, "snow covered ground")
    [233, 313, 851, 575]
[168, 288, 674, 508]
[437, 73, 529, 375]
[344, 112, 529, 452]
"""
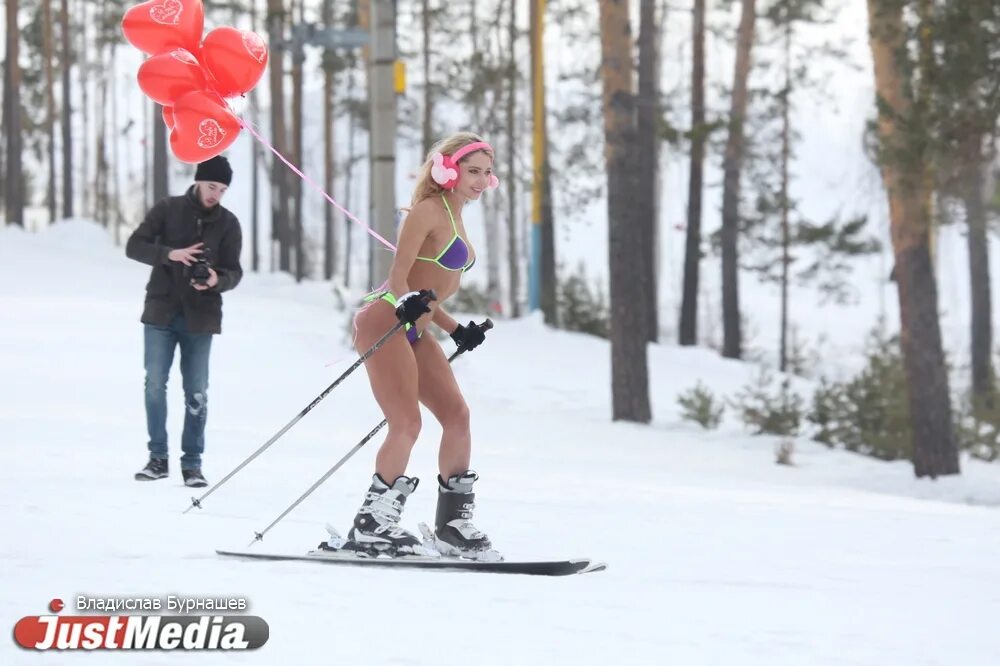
[3, 220, 1000, 665]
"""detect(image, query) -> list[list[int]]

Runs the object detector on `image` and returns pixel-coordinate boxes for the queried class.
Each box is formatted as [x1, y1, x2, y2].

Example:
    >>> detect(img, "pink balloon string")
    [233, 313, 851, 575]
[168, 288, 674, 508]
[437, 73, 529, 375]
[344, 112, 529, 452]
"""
[239, 118, 398, 253]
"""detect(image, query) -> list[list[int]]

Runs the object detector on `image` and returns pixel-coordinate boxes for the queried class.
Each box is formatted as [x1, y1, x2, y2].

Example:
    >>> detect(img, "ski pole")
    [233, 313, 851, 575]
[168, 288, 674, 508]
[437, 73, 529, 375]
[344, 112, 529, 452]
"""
[247, 318, 494, 546]
[184, 290, 437, 514]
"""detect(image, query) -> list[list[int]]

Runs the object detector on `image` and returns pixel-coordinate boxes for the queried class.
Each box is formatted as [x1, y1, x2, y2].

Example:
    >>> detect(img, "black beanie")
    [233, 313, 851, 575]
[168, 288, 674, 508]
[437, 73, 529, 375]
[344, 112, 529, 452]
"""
[194, 155, 233, 186]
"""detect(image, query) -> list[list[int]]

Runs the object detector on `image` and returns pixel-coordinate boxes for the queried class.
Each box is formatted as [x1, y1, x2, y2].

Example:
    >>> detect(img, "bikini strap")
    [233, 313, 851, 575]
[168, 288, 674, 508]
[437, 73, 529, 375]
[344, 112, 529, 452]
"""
[440, 195, 459, 234]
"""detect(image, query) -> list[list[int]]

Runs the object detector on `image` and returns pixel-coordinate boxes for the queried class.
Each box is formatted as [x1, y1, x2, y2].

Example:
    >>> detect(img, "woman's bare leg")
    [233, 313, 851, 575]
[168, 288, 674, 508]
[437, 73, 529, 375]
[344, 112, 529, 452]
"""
[411, 335, 497, 558]
[412, 334, 471, 480]
[354, 303, 421, 481]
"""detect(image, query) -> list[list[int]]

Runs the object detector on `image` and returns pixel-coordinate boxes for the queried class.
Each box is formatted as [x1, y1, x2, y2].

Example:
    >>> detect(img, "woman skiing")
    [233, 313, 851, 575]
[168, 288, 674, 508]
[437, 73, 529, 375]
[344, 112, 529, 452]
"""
[327, 132, 500, 561]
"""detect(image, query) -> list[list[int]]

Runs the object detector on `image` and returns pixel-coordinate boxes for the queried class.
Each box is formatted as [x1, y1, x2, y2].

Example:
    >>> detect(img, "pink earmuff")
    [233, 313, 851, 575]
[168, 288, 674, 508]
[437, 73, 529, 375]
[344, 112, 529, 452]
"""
[431, 141, 499, 191]
[430, 152, 460, 189]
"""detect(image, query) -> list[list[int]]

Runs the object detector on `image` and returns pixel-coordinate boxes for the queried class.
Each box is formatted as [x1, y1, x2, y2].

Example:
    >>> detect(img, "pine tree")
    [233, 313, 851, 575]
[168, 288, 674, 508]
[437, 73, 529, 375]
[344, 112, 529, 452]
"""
[866, 0, 958, 477]
[4, 0, 24, 226]
[635, 0, 660, 342]
[738, 0, 880, 369]
[720, 0, 757, 359]
[679, 0, 707, 346]
[59, 0, 72, 217]
[599, 0, 651, 423]
[931, 1, 1000, 403]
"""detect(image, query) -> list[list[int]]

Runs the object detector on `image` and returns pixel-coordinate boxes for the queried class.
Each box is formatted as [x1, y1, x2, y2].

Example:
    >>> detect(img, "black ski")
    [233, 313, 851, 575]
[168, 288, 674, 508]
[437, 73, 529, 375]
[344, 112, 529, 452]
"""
[216, 549, 606, 577]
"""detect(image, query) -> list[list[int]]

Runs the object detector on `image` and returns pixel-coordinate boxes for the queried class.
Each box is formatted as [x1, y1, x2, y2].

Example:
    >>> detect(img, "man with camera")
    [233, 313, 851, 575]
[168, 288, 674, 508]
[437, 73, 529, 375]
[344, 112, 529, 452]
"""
[126, 155, 242, 488]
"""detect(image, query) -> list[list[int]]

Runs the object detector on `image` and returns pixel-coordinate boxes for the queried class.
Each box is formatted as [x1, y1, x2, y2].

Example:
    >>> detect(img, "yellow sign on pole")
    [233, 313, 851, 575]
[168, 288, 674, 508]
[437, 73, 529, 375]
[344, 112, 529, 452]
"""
[394, 60, 406, 94]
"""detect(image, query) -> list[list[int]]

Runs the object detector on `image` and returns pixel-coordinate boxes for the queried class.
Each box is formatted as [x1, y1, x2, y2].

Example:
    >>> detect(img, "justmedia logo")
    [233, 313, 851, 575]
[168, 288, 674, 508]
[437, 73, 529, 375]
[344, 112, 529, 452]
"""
[13, 598, 269, 651]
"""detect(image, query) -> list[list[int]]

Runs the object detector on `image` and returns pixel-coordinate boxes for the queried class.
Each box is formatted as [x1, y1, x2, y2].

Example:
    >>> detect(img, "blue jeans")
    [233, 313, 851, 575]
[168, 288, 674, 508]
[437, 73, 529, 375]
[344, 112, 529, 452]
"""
[144, 315, 213, 470]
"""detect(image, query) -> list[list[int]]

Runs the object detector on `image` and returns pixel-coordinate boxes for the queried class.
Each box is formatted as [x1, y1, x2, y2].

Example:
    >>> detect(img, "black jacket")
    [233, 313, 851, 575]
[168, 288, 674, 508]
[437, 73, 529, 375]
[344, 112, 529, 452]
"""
[126, 187, 243, 335]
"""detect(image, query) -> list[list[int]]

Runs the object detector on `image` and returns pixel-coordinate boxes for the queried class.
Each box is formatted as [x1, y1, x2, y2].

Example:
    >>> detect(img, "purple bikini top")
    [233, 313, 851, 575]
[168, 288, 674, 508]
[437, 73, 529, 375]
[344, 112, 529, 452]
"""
[414, 196, 475, 272]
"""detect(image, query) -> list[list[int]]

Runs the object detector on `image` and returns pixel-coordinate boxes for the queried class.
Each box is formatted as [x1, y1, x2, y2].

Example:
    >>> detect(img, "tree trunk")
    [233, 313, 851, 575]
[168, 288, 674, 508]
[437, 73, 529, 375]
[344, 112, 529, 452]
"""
[152, 102, 169, 201]
[78, 0, 90, 217]
[720, 0, 756, 359]
[916, 0, 936, 274]
[0, 34, 5, 212]
[95, 16, 112, 230]
[4, 0, 23, 226]
[42, 0, 58, 223]
[600, 0, 651, 423]
[110, 42, 122, 243]
[505, 0, 520, 317]
[269, 0, 291, 272]
[539, 134, 556, 324]
[485, 188, 502, 309]
[250, 0, 261, 272]
[867, 0, 958, 478]
[636, 0, 659, 342]
[96, 45, 109, 228]
[779, 11, 791, 373]
[60, 0, 73, 218]
[679, 0, 705, 346]
[965, 143, 992, 400]
[469, 0, 481, 127]
[470, 1, 501, 307]
[142, 81, 149, 210]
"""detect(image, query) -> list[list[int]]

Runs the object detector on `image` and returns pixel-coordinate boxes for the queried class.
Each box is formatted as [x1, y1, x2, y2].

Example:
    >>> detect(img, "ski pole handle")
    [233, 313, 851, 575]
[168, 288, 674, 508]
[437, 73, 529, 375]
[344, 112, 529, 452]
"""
[447, 318, 493, 362]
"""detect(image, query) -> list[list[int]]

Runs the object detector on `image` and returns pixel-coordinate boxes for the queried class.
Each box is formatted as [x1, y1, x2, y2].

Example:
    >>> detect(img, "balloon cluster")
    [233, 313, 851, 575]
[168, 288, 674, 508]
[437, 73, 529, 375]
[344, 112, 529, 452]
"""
[121, 0, 268, 163]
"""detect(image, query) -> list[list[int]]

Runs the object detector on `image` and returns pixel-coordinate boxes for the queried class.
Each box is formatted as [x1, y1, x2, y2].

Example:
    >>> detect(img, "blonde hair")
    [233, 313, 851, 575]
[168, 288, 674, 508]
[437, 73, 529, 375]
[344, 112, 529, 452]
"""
[410, 132, 494, 206]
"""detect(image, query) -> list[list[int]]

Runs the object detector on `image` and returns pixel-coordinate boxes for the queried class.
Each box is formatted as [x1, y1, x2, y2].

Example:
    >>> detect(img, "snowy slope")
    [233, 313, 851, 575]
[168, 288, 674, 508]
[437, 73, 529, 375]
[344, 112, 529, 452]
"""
[2, 221, 1000, 666]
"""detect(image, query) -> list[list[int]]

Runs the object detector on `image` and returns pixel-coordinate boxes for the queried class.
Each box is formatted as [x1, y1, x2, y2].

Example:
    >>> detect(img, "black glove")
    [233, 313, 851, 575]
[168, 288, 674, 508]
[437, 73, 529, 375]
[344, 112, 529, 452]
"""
[395, 290, 433, 325]
[451, 321, 487, 352]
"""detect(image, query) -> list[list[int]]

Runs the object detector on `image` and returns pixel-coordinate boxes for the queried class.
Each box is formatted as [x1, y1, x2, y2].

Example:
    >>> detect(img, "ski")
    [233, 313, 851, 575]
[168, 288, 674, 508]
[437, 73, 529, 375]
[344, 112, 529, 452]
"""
[215, 549, 607, 577]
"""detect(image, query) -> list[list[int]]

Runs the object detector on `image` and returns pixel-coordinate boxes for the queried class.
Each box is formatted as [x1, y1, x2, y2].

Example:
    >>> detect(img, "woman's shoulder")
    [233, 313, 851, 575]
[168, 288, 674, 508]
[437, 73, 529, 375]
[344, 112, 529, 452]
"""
[408, 196, 444, 216]
[405, 197, 446, 226]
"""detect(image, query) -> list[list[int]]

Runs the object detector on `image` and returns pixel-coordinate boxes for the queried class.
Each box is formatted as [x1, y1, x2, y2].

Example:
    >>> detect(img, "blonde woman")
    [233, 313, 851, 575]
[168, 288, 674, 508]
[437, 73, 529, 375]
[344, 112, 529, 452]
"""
[328, 132, 500, 560]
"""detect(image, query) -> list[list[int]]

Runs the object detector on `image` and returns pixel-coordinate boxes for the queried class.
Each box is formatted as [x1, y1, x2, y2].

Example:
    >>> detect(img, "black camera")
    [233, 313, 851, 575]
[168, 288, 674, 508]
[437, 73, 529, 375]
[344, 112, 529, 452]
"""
[186, 250, 213, 286]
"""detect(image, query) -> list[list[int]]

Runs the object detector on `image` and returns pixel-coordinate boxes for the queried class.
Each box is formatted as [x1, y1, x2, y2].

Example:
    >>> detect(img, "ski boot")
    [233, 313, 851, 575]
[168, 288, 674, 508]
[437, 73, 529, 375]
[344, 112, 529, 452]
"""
[421, 470, 502, 562]
[327, 474, 429, 558]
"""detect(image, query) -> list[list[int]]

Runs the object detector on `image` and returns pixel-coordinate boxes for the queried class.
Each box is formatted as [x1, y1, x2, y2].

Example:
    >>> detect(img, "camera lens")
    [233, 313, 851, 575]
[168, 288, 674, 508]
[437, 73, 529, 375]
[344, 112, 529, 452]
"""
[190, 260, 211, 285]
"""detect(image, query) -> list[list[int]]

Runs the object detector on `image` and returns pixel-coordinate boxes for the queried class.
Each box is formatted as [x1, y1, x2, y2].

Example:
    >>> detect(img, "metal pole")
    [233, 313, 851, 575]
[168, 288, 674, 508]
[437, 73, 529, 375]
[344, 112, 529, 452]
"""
[529, 0, 545, 311]
[370, 0, 397, 284]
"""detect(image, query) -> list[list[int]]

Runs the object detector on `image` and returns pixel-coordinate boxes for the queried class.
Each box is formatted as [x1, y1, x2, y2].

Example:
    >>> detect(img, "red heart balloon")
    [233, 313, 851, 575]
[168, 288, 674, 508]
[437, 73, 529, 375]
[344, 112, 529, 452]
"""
[169, 90, 241, 163]
[137, 49, 209, 106]
[200, 26, 269, 97]
[162, 106, 175, 130]
[121, 0, 204, 56]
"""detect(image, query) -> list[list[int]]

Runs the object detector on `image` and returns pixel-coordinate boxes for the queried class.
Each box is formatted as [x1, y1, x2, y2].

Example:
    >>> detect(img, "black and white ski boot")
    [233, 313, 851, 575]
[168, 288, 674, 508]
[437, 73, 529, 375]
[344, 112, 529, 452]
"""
[420, 470, 502, 562]
[332, 474, 430, 558]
